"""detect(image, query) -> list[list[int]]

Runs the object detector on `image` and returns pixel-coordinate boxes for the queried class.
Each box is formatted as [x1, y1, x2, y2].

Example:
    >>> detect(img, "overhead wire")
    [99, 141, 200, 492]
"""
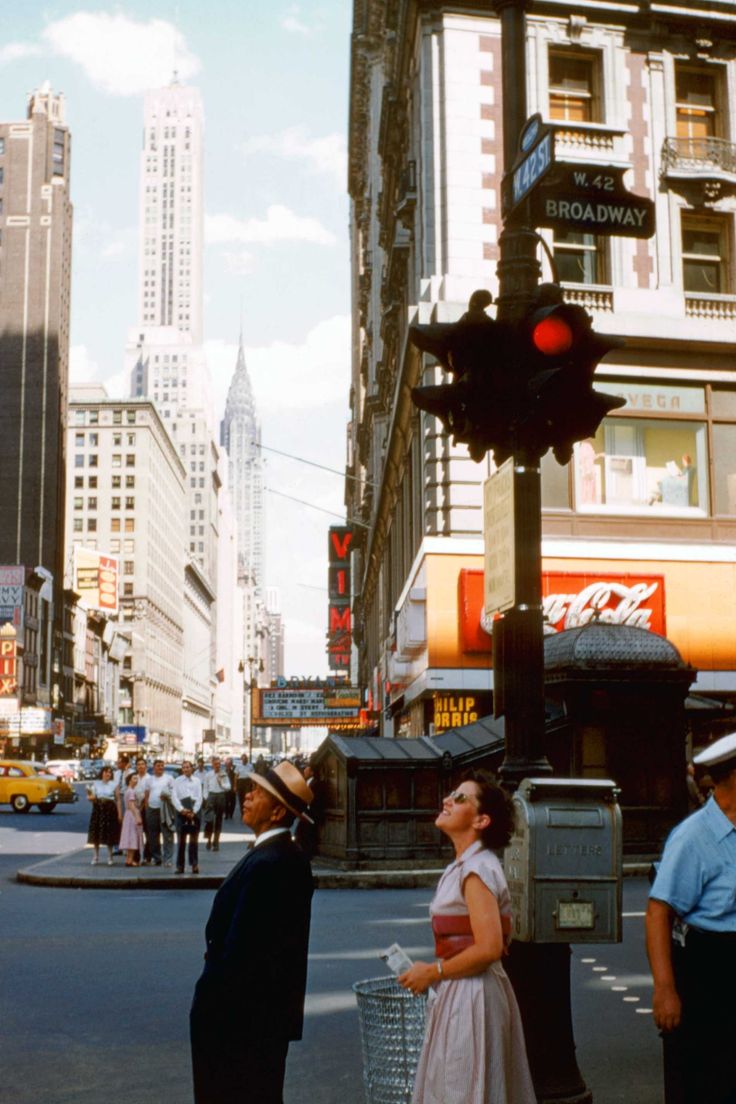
[263, 486, 369, 529]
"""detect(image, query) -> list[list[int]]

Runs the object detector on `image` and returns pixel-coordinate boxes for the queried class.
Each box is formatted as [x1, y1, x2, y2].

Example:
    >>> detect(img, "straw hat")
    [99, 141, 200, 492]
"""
[251, 761, 314, 823]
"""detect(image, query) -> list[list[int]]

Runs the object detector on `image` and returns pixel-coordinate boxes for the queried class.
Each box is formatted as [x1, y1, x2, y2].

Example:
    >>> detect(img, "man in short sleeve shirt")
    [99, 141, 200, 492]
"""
[646, 732, 736, 1104]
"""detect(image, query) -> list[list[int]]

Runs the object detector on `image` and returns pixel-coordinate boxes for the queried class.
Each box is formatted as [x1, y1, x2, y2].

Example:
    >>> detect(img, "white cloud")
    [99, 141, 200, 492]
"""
[242, 127, 347, 188]
[205, 314, 350, 419]
[71, 346, 127, 398]
[0, 42, 43, 65]
[100, 227, 137, 260]
[205, 206, 336, 247]
[280, 5, 312, 36]
[69, 345, 100, 384]
[41, 12, 200, 96]
[221, 250, 255, 276]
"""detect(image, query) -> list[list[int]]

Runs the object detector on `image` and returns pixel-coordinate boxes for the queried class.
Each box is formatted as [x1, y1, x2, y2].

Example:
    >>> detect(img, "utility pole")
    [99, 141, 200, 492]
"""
[491, 2, 591, 1101]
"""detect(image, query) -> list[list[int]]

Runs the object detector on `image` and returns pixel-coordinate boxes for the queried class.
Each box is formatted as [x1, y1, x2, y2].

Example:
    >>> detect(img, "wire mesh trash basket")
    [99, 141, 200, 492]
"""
[353, 977, 427, 1104]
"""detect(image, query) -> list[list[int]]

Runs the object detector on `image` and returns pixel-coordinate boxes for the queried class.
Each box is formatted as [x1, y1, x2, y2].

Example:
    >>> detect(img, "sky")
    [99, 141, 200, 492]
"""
[0, 1, 353, 677]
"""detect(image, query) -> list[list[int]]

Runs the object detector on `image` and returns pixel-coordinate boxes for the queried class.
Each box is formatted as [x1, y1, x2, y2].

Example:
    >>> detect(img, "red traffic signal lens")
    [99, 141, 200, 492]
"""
[532, 315, 574, 356]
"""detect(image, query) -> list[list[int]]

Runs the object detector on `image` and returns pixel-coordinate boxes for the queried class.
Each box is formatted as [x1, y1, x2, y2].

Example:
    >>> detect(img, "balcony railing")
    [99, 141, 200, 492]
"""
[684, 292, 736, 321]
[661, 136, 736, 178]
[561, 284, 614, 313]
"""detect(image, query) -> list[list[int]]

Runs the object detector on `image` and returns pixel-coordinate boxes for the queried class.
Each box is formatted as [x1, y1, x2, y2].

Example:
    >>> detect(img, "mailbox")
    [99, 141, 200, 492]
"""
[504, 778, 622, 944]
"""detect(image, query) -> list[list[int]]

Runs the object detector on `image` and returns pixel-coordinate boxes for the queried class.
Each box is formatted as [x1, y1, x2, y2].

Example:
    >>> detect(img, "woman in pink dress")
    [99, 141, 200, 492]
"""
[119, 773, 143, 867]
[399, 772, 535, 1104]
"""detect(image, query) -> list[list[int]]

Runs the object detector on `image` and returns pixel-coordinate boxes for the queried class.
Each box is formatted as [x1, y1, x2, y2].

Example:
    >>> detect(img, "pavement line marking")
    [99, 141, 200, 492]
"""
[580, 957, 596, 963]
[623, 996, 640, 1002]
[611, 986, 628, 991]
[636, 1009, 653, 1014]
[592, 966, 608, 972]
[622, 911, 646, 918]
[601, 975, 616, 981]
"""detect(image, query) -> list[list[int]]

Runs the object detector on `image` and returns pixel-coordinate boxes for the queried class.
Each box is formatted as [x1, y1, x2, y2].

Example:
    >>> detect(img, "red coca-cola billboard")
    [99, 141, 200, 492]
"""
[459, 569, 666, 655]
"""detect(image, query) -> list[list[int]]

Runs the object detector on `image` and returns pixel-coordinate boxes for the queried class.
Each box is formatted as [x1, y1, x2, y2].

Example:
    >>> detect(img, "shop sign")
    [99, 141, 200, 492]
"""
[118, 725, 147, 746]
[433, 693, 491, 734]
[53, 720, 65, 746]
[0, 565, 25, 631]
[0, 625, 18, 696]
[75, 548, 119, 614]
[593, 381, 705, 415]
[0, 707, 53, 735]
[327, 527, 352, 671]
[459, 569, 665, 654]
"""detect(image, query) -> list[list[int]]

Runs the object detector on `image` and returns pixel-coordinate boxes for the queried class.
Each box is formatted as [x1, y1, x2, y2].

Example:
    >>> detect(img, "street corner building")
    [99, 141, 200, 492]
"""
[345, 0, 736, 812]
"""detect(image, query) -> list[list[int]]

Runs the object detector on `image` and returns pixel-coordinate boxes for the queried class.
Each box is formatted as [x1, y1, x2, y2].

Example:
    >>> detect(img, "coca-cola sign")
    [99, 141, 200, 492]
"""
[459, 570, 665, 655]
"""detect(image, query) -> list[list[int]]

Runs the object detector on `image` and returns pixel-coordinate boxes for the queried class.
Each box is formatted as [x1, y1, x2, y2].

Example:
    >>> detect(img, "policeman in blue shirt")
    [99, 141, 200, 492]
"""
[646, 731, 736, 1104]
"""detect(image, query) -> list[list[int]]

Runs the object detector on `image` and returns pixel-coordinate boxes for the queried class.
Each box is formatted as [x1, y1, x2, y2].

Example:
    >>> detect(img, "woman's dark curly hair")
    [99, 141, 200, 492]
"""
[463, 769, 515, 850]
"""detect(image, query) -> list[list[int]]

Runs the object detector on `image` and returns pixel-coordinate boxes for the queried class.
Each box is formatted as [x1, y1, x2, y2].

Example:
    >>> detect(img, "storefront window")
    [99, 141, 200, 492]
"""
[541, 450, 571, 509]
[574, 421, 707, 513]
[712, 423, 736, 516]
[574, 384, 709, 515]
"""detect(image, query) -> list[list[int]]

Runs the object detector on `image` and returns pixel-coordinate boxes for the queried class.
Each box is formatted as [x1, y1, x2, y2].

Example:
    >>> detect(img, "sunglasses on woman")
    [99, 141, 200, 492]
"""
[446, 789, 479, 807]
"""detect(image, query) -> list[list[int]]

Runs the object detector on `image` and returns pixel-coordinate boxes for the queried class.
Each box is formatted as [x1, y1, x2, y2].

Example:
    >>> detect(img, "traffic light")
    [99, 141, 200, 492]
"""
[409, 290, 522, 464]
[410, 284, 625, 466]
[517, 284, 626, 464]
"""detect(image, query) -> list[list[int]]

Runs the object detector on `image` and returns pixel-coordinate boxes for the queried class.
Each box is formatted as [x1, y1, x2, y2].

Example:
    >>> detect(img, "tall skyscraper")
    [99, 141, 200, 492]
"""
[136, 79, 203, 346]
[127, 78, 217, 585]
[0, 84, 72, 593]
[220, 334, 265, 592]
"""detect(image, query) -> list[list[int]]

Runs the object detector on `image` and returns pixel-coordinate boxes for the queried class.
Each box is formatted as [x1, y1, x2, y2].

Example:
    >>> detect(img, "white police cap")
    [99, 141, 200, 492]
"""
[693, 732, 736, 768]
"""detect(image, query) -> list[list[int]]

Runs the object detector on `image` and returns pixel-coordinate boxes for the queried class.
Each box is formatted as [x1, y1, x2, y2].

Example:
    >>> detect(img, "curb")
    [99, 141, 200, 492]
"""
[16, 855, 651, 891]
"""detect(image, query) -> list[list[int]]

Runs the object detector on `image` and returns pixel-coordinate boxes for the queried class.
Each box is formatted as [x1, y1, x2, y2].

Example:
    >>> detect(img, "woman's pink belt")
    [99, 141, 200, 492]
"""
[432, 914, 474, 959]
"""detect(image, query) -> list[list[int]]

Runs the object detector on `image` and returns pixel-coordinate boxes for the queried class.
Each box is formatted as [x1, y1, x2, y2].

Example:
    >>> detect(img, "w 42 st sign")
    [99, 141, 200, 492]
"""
[531, 165, 655, 239]
[503, 115, 655, 239]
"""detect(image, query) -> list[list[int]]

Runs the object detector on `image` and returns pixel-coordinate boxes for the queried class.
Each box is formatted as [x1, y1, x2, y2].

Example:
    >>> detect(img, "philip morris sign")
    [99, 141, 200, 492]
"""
[459, 569, 665, 654]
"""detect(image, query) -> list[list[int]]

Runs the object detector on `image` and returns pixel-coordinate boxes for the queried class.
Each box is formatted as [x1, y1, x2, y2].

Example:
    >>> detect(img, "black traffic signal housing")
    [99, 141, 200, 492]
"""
[517, 284, 626, 464]
[409, 290, 522, 464]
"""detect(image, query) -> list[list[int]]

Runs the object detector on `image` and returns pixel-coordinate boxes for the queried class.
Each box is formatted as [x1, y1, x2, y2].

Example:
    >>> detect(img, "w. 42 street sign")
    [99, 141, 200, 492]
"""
[503, 114, 655, 239]
[531, 165, 655, 239]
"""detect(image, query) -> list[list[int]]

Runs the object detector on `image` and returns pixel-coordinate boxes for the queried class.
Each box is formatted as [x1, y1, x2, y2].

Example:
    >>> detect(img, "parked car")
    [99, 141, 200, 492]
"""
[0, 760, 79, 813]
[78, 759, 101, 781]
[45, 759, 79, 782]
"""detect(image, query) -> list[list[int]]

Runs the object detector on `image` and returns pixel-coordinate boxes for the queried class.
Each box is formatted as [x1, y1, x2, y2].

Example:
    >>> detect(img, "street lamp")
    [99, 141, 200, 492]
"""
[242, 654, 264, 761]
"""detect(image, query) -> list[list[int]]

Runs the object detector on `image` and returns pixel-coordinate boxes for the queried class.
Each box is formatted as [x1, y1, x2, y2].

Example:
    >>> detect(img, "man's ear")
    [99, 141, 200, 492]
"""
[271, 802, 289, 825]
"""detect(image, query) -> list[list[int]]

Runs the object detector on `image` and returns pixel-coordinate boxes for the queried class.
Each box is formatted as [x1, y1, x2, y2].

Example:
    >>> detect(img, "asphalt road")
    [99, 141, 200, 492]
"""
[0, 789, 663, 1104]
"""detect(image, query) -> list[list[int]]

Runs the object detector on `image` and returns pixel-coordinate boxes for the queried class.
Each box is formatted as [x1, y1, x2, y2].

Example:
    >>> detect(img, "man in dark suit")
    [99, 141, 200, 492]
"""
[190, 760, 315, 1104]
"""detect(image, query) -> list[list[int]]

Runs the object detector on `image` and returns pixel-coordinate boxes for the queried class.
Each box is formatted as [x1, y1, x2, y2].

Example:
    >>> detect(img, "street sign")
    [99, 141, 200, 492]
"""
[504, 114, 554, 215]
[531, 165, 655, 238]
[484, 459, 516, 617]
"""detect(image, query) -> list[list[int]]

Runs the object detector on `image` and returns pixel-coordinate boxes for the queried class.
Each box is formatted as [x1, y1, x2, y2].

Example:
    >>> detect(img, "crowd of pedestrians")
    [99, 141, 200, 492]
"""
[85, 751, 263, 874]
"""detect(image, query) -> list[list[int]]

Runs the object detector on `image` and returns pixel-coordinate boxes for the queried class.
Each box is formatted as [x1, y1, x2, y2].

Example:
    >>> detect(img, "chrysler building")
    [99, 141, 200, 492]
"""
[220, 334, 264, 591]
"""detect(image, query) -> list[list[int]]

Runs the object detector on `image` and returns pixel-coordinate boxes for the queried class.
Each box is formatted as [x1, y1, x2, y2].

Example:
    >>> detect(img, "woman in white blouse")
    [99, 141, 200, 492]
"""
[86, 764, 122, 865]
[398, 772, 535, 1104]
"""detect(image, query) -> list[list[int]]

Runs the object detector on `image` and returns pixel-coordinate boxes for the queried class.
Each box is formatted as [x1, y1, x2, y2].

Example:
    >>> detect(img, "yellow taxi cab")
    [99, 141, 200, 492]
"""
[0, 760, 79, 814]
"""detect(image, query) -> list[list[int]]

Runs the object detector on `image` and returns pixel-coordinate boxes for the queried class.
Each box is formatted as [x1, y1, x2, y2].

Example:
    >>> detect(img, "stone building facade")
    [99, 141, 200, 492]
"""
[347, 0, 736, 738]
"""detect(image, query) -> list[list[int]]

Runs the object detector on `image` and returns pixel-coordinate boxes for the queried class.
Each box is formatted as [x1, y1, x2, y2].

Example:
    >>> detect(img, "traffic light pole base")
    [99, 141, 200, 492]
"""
[504, 941, 593, 1104]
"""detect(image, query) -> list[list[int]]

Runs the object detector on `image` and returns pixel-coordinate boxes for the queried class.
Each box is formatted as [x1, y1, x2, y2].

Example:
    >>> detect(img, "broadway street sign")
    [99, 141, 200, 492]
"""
[531, 165, 655, 238]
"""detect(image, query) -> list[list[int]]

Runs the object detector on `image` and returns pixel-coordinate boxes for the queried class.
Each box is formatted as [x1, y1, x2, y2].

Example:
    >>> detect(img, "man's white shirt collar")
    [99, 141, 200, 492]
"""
[253, 827, 290, 849]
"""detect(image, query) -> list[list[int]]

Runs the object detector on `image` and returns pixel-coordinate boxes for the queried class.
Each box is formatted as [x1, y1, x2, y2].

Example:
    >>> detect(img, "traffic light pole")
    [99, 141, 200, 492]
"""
[491, 2, 592, 1101]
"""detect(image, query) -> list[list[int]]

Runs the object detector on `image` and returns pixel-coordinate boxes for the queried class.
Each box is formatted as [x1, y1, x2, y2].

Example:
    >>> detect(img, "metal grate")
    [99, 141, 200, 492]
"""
[353, 977, 427, 1104]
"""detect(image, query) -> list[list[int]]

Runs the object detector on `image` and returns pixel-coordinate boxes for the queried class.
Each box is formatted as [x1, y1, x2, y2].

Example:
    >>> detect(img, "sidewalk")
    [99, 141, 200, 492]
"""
[16, 814, 651, 890]
[15, 817, 445, 890]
